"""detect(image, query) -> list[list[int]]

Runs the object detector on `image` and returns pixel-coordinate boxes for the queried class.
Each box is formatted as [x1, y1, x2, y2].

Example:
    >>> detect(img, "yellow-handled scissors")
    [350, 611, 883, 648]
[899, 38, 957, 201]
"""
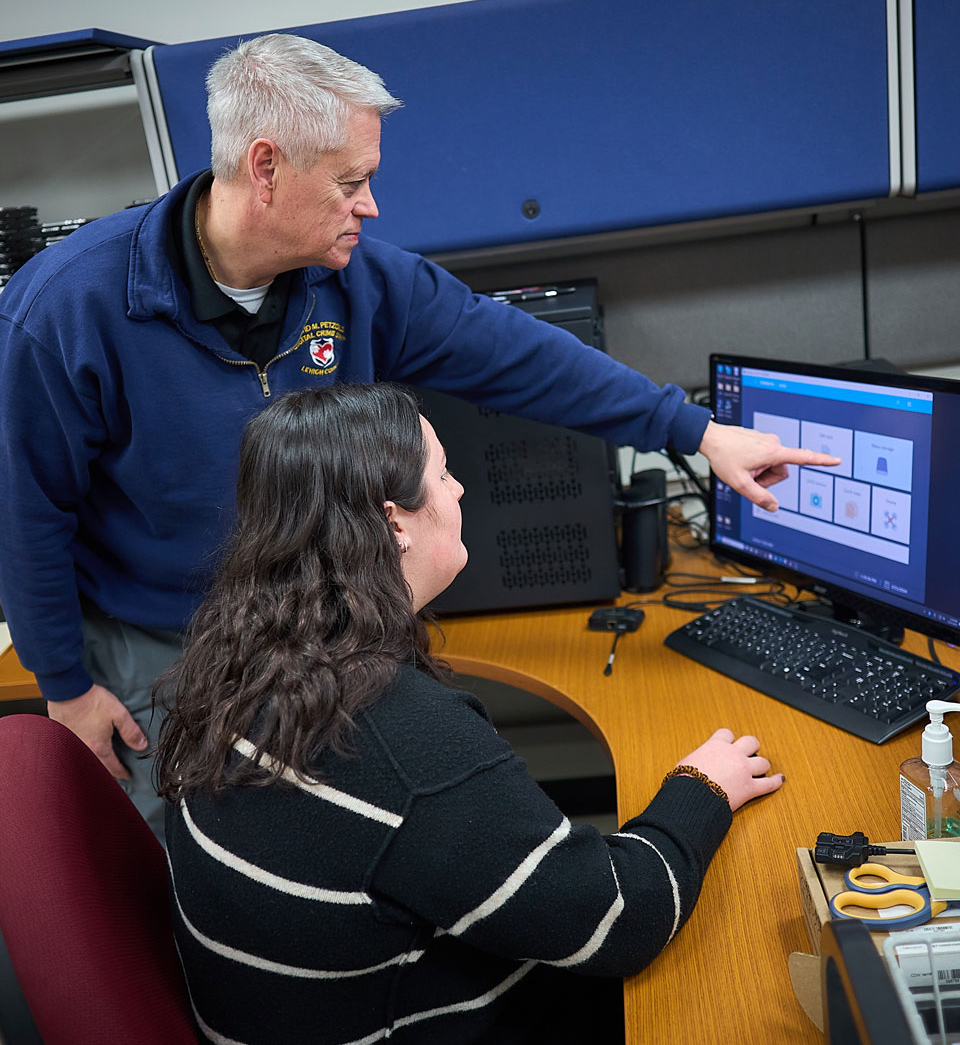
[829, 862, 960, 930]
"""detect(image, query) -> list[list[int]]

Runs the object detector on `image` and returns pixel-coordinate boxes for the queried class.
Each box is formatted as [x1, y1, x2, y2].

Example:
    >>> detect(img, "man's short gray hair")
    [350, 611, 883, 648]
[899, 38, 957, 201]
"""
[207, 33, 402, 180]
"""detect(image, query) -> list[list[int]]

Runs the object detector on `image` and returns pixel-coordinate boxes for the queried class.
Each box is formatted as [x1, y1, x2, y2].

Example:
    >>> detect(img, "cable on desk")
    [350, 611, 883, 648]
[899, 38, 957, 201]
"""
[612, 517, 793, 614]
[658, 587, 783, 614]
[603, 628, 626, 676]
[926, 636, 954, 665]
[588, 607, 644, 676]
[620, 568, 788, 616]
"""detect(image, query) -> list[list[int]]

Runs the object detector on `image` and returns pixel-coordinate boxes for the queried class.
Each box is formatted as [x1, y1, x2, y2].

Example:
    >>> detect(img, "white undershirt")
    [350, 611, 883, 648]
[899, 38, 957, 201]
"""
[214, 279, 272, 315]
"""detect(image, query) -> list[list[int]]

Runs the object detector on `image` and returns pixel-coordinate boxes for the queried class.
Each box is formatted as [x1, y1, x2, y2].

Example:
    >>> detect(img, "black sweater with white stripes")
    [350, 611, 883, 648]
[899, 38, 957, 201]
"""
[165, 664, 731, 1045]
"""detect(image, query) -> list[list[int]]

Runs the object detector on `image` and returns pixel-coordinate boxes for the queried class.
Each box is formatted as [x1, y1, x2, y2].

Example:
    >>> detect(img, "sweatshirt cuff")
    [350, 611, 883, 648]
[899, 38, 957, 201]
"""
[34, 663, 95, 703]
[667, 402, 712, 456]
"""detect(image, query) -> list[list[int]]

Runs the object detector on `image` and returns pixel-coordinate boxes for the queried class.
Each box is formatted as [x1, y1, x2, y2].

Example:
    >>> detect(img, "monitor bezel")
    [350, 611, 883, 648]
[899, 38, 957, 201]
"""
[708, 353, 960, 647]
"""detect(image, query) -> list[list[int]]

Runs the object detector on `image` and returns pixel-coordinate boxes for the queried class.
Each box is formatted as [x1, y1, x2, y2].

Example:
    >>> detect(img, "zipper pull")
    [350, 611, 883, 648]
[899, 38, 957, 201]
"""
[257, 370, 271, 398]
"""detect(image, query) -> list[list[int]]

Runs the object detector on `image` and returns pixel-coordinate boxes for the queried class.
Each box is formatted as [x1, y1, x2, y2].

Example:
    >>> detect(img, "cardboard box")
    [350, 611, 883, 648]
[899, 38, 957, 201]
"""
[790, 840, 960, 1029]
[795, 841, 924, 955]
[796, 845, 834, 956]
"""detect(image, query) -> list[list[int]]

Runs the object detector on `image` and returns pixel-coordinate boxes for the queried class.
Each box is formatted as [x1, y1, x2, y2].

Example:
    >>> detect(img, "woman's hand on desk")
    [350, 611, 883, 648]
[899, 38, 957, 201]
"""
[677, 728, 784, 812]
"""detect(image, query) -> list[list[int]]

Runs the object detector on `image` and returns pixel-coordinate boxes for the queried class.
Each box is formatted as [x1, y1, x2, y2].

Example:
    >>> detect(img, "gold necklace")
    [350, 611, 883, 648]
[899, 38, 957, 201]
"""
[194, 192, 222, 284]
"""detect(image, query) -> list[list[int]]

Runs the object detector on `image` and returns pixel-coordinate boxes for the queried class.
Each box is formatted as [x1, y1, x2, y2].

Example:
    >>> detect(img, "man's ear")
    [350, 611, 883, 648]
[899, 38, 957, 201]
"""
[249, 139, 281, 201]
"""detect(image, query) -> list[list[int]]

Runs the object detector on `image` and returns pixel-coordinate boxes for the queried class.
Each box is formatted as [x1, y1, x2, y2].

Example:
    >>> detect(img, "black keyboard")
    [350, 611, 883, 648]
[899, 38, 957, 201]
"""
[664, 597, 960, 743]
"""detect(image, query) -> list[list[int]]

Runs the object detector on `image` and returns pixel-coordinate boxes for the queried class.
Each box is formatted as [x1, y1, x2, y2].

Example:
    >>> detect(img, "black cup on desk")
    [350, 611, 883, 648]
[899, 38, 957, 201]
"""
[621, 468, 670, 593]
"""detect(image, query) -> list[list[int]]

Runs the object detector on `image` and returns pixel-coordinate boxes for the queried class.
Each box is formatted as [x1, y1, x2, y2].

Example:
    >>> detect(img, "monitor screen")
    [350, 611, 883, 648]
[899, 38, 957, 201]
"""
[709, 354, 960, 645]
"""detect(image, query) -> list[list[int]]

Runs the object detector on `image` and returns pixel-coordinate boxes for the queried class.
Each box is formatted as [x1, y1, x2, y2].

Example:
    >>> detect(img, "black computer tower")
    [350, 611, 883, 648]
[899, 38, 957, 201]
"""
[419, 279, 620, 615]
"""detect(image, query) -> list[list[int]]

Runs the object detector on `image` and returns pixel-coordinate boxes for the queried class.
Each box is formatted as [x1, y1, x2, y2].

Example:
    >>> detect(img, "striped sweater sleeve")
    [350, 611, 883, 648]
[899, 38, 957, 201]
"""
[370, 751, 731, 979]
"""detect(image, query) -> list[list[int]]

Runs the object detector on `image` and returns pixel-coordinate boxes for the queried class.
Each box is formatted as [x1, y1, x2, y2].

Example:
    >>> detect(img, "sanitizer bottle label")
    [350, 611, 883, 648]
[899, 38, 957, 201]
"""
[900, 774, 928, 840]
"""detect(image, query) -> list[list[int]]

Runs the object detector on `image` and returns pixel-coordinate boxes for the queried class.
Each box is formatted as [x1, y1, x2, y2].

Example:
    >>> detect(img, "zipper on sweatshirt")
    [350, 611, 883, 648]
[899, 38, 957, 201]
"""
[211, 295, 316, 399]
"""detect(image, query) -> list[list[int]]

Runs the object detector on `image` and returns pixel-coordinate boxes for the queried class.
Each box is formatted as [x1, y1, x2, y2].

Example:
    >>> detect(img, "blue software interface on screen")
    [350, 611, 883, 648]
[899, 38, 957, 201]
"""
[711, 363, 960, 631]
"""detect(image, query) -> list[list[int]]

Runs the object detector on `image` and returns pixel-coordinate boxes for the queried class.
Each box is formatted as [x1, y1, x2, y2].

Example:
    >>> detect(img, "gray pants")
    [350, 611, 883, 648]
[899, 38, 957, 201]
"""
[80, 603, 183, 844]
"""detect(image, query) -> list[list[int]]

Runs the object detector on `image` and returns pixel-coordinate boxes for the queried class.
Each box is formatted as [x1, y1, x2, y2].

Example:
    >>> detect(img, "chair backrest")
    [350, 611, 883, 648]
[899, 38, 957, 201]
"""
[0, 714, 199, 1044]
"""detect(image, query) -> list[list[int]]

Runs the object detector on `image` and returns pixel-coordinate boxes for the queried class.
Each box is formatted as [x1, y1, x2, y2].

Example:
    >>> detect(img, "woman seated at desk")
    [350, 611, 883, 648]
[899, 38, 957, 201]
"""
[156, 384, 784, 1045]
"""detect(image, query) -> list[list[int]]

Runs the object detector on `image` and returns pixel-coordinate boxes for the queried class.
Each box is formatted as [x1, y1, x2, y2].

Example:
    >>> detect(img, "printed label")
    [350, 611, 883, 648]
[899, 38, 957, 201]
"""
[889, 935, 960, 988]
[901, 775, 928, 841]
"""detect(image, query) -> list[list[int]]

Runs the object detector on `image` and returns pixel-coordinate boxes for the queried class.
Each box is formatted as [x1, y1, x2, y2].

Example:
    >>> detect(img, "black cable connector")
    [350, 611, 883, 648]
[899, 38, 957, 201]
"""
[603, 628, 627, 676]
[588, 608, 644, 676]
[814, 831, 913, 868]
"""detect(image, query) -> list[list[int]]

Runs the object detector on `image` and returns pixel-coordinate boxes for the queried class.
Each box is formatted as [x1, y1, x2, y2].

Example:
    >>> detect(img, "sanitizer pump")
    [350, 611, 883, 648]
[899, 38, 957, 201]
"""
[900, 700, 960, 840]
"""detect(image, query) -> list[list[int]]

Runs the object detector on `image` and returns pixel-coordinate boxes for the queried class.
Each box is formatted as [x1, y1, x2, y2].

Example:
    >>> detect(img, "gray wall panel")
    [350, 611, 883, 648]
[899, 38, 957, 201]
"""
[866, 209, 960, 369]
[0, 91, 155, 221]
[450, 221, 866, 393]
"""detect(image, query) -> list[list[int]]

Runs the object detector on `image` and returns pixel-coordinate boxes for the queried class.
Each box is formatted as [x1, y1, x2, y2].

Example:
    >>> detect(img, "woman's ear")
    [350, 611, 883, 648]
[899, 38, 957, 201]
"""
[384, 501, 410, 552]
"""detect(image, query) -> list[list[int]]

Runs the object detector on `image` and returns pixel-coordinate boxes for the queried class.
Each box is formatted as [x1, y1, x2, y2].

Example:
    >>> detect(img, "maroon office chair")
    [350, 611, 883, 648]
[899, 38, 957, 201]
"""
[0, 714, 199, 1044]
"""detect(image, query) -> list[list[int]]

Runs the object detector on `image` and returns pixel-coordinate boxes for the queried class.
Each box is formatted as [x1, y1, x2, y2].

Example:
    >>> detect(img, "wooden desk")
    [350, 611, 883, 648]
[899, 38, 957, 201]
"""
[0, 645, 41, 702]
[3, 551, 957, 1041]
[432, 543, 960, 1045]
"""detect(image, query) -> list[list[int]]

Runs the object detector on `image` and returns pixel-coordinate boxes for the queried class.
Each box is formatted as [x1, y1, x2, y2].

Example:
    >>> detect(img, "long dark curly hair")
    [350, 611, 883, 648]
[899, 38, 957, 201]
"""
[154, 383, 449, 798]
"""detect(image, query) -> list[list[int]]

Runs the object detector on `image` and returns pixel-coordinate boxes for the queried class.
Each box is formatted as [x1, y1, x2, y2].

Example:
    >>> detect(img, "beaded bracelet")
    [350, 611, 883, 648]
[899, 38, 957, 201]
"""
[662, 765, 730, 805]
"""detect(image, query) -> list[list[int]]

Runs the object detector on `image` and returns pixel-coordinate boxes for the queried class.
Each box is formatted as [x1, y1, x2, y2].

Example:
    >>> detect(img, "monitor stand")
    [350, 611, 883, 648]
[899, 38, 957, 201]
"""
[797, 598, 905, 646]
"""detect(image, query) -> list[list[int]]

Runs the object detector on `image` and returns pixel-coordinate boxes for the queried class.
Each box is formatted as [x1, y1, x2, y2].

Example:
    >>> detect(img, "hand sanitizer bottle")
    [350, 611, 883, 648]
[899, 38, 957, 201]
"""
[900, 700, 960, 840]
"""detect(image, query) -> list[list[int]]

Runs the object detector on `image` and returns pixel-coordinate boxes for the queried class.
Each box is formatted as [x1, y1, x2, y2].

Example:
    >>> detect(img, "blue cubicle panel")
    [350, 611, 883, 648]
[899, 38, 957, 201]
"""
[913, 0, 960, 194]
[149, 0, 892, 255]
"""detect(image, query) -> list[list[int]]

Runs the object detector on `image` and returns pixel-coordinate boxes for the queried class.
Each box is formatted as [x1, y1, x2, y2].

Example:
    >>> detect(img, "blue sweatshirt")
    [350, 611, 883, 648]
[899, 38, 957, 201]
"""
[0, 174, 710, 702]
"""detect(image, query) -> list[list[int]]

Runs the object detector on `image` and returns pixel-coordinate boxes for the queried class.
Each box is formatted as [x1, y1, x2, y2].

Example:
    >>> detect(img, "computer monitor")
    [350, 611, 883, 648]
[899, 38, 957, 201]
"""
[709, 354, 960, 646]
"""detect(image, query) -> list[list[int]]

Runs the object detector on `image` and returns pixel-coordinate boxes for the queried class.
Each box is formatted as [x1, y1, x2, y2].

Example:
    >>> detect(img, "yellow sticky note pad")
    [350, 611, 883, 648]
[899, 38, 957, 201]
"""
[915, 838, 960, 901]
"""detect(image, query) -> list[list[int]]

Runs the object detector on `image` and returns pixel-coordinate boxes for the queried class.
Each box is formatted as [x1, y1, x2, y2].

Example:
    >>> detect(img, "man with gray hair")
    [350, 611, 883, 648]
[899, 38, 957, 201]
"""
[0, 33, 836, 838]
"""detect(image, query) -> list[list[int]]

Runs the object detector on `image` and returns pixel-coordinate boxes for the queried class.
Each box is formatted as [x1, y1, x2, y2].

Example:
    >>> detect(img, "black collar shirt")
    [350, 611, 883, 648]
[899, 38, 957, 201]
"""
[167, 170, 293, 371]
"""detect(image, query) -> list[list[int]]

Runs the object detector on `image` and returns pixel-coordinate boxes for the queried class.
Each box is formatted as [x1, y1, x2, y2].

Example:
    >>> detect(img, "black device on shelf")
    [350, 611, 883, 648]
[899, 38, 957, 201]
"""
[419, 279, 620, 616]
[665, 353, 960, 740]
